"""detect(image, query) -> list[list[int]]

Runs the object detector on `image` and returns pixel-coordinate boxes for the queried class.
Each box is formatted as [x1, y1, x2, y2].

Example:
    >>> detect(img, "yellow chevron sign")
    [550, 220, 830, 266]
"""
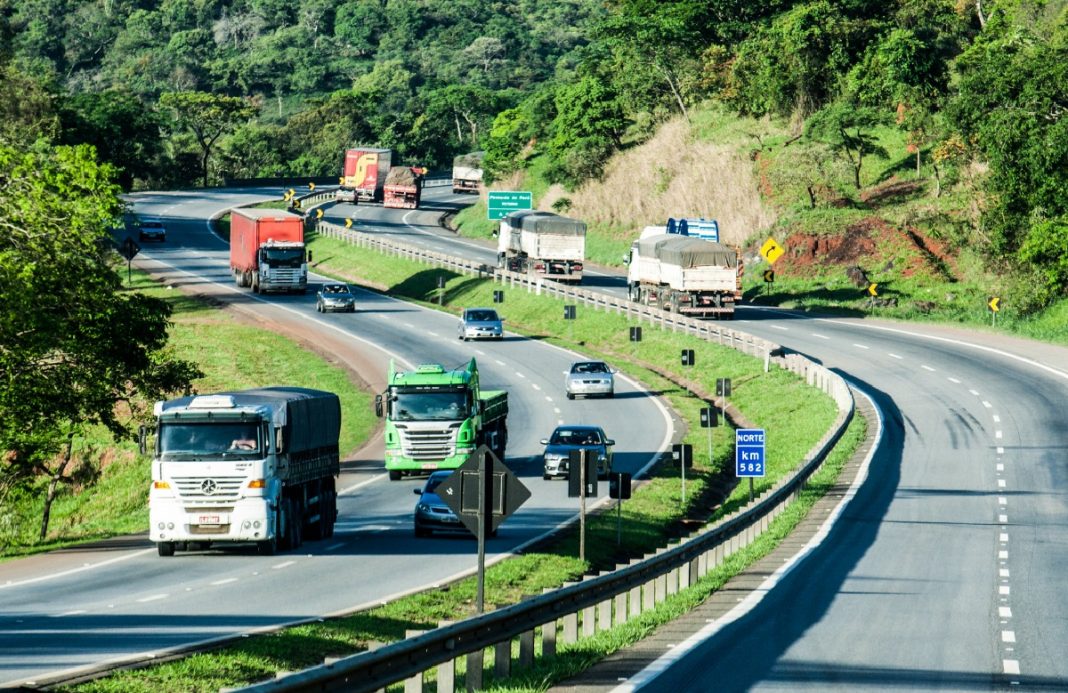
[308, 182, 316, 191]
[989, 296, 1000, 312]
[868, 283, 878, 297]
[345, 218, 353, 229]
[315, 208, 324, 219]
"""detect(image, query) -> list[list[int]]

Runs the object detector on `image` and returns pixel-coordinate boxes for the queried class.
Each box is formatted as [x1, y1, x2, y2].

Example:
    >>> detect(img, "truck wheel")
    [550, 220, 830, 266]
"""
[157, 542, 175, 557]
[388, 470, 401, 481]
[324, 490, 336, 538]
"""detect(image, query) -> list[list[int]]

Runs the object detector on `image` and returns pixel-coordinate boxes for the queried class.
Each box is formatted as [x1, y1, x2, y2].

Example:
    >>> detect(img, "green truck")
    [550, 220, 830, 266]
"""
[375, 358, 508, 480]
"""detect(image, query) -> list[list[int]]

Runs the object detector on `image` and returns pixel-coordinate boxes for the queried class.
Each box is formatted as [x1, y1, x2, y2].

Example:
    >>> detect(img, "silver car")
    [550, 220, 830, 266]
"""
[541, 425, 615, 480]
[316, 283, 356, 313]
[565, 361, 615, 400]
[457, 308, 504, 341]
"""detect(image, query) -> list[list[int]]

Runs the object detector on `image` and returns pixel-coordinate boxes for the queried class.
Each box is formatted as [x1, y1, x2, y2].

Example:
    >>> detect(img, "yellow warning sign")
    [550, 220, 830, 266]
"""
[760, 238, 785, 264]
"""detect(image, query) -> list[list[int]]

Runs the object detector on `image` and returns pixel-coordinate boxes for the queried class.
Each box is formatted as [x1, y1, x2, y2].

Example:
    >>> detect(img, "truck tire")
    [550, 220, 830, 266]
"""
[258, 506, 282, 555]
[157, 542, 175, 557]
[286, 498, 303, 550]
[389, 469, 402, 481]
[323, 489, 336, 538]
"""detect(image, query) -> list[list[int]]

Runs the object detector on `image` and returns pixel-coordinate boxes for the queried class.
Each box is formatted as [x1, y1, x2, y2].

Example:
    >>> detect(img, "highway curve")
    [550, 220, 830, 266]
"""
[0, 186, 672, 688]
[351, 199, 1068, 691]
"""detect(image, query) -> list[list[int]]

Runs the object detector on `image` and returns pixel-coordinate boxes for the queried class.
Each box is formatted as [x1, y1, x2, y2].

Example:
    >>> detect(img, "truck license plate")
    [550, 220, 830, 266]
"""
[421, 463, 437, 470]
[198, 514, 221, 525]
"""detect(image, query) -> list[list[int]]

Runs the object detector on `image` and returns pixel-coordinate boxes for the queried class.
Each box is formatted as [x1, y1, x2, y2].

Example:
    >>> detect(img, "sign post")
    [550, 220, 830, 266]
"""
[735, 428, 766, 503]
[487, 191, 533, 220]
[700, 404, 718, 479]
[119, 236, 140, 285]
[436, 446, 531, 613]
[568, 449, 596, 563]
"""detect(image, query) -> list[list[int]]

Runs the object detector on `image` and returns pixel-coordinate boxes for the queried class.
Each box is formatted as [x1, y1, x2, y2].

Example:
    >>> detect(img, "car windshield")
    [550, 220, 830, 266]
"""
[572, 362, 609, 374]
[550, 429, 601, 446]
[323, 285, 349, 294]
[159, 422, 262, 459]
[142, 221, 163, 228]
[425, 474, 451, 494]
[466, 310, 498, 322]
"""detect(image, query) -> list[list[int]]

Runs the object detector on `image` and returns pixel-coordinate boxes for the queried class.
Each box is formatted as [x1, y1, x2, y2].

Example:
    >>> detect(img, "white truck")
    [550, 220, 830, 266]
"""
[625, 233, 742, 318]
[452, 152, 484, 193]
[497, 210, 586, 283]
[145, 387, 340, 556]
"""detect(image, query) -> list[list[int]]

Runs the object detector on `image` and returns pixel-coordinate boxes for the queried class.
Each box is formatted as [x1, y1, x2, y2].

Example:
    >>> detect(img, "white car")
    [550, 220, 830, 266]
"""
[565, 361, 615, 400]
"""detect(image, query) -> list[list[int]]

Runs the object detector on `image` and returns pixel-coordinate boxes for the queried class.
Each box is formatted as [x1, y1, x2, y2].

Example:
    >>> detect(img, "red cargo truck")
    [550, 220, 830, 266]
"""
[230, 208, 309, 294]
[336, 147, 392, 203]
[382, 167, 425, 209]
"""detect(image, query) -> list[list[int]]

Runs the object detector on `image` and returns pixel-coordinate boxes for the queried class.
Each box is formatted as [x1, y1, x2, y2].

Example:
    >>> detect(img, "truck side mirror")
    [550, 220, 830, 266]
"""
[622, 253, 631, 265]
[374, 394, 384, 417]
[307, 251, 313, 263]
[138, 425, 148, 455]
[478, 400, 486, 416]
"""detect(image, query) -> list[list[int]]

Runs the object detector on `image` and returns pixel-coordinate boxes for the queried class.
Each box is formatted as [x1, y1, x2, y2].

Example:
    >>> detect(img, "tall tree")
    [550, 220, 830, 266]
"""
[0, 143, 201, 539]
[805, 102, 890, 189]
[159, 91, 256, 186]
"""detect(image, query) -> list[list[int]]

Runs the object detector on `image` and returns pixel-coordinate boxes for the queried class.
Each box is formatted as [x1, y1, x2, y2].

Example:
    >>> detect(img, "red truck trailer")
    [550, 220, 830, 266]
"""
[382, 167, 425, 209]
[336, 147, 392, 203]
[230, 208, 309, 294]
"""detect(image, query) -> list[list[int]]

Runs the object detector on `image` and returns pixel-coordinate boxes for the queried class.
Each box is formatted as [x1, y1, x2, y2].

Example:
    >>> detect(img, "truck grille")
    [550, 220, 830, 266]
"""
[172, 476, 245, 504]
[398, 427, 456, 460]
[269, 268, 302, 282]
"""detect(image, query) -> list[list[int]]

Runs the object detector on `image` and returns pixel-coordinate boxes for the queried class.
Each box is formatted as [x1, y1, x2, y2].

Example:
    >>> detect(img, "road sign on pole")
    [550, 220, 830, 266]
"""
[736, 428, 765, 504]
[760, 238, 785, 264]
[487, 191, 533, 220]
[436, 446, 531, 612]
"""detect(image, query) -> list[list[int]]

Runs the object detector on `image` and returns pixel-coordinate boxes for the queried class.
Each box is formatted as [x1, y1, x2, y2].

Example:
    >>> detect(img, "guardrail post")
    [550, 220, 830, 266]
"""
[598, 596, 612, 632]
[654, 573, 667, 604]
[439, 658, 455, 693]
[666, 567, 678, 596]
[542, 619, 557, 658]
[519, 628, 535, 668]
[643, 577, 656, 611]
[614, 591, 628, 626]
[582, 604, 596, 637]
[405, 630, 426, 692]
[466, 649, 483, 691]
[494, 640, 510, 678]
[563, 610, 578, 644]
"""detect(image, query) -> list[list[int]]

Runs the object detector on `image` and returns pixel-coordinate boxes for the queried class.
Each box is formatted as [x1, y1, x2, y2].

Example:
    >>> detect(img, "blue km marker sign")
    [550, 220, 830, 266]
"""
[735, 428, 766, 478]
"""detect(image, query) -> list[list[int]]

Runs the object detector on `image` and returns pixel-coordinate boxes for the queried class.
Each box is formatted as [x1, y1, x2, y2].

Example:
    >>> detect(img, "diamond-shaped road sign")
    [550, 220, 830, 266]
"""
[437, 445, 531, 535]
[119, 236, 140, 261]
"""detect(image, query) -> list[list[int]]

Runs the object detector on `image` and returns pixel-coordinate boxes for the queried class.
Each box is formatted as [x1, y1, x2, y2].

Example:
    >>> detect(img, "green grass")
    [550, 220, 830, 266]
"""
[0, 267, 376, 559]
[64, 230, 857, 691]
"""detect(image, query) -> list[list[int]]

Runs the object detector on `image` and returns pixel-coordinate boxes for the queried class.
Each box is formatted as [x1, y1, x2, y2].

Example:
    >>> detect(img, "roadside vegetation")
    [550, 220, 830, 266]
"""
[67, 227, 856, 692]
[0, 268, 376, 559]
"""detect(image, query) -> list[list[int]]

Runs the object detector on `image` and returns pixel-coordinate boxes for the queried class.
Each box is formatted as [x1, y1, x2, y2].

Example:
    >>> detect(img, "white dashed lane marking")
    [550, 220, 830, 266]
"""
[853, 343, 870, 350]
[921, 365, 936, 372]
[211, 578, 238, 586]
[811, 333, 830, 340]
[888, 353, 903, 359]
[272, 561, 295, 570]
[136, 594, 167, 603]
[948, 377, 961, 384]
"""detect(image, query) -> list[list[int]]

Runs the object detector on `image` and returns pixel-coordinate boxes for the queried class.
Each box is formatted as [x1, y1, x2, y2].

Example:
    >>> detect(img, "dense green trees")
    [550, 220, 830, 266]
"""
[0, 0, 1064, 303]
[0, 143, 200, 538]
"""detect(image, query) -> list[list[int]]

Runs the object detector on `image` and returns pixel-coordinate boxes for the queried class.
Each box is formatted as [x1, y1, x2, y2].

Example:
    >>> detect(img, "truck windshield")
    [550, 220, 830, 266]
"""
[390, 390, 469, 421]
[159, 422, 262, 459]
[262, 247, 305, 267]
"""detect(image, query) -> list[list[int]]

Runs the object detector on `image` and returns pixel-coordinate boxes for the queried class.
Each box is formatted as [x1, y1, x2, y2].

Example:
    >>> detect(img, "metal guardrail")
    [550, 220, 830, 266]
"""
[229, 221, 855, 692]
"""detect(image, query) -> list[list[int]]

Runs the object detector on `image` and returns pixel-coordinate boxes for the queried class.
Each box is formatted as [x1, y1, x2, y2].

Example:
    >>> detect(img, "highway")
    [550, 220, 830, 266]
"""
[0, 186, 673, 688]
[321, 195, 1068, 690]
[3, 182, 1067, 690]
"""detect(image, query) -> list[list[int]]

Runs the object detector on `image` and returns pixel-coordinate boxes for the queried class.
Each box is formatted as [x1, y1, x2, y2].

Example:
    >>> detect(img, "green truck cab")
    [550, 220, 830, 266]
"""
[375, 359, 507, 480]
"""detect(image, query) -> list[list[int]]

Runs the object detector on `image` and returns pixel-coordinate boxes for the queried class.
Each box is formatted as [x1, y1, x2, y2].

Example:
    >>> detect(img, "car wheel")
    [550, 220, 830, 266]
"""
[566, 392, 574, 400]
[607, 391, 615, 399]
[316, 303, 322, 313]
[348, 305, 356, 313]
[543, 473, 551, 480]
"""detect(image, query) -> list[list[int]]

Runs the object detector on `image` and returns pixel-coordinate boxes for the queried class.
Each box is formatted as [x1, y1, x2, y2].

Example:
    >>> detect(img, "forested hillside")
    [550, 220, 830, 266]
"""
[1, 0, 1065, 309]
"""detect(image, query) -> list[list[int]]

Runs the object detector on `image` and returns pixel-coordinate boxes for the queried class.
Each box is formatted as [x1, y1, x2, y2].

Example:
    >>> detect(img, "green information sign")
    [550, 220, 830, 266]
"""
[487, 191, 533, 220]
